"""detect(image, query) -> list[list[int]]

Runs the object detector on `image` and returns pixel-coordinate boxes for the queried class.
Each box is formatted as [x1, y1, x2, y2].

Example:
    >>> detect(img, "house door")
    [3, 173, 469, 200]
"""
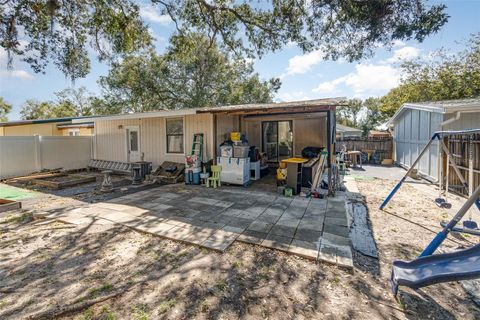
[125, 126, 141, 162]
[262, 121, 293, 162]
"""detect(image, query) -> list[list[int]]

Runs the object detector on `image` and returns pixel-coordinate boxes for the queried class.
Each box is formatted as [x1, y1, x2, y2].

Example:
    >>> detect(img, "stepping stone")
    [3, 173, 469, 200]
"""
[202, 229, 238, 251]
[294, 228, 322, 242]
[297, 218, 324, 232]
[237, 230, 268, 245]
[222, 208, 243, 217]
[221, 225, 245, 235]
[318, 238, 353, 269]
[288, 239, 320, 260]
[256, 214, 281, 224]
[270, 224, 296, 237]
[324, 217, 348, 227]
[247, 221, 273, 233]
[227, 217, 254, 229]
[188, 197, 219, 205]
[323, 224, 349, 238]
[261, 234, 292, 251]
[263, 207, 285, 216]
[322, 232, 350, 246]
[215, 200, 235, 208]
[276, 217, 301, 228]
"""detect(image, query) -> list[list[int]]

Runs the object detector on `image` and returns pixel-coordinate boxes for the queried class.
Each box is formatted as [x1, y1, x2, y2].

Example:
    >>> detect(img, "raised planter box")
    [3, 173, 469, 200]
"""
[32, 174, 97, 189]
[0, 199, 22, 213]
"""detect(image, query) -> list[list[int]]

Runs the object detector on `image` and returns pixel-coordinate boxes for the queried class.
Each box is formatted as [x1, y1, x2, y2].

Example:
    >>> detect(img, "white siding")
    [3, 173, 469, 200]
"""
[93, 114, 214, 167]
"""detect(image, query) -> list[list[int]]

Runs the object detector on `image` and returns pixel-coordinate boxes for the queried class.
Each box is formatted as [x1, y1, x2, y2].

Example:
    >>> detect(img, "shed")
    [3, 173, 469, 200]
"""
[388, 98, 480, 181]
[336, 124, 362, 139]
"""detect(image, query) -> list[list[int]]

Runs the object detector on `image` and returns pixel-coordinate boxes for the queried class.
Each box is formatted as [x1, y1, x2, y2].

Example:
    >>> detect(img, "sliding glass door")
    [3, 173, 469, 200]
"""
[262, 121, 293, 162]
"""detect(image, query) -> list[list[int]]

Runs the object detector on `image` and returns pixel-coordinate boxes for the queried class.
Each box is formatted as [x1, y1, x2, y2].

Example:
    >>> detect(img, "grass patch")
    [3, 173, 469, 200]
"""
[99, 305, 116, 320]
[0, 299, 9, 310]
[74, 283, 113, 304]
[232, 261, 241, 269]
[0, 212, 33, 224]
[79, 308, 94, 320]
[215, 280, 227, 291]
[132, 304, 149, 320]
[158, 298, 176, 314]
[200, 299, 209, 313]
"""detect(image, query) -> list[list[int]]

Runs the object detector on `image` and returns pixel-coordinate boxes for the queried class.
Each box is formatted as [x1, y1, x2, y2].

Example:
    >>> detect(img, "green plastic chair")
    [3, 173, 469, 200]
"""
[207, 165, 222, 188]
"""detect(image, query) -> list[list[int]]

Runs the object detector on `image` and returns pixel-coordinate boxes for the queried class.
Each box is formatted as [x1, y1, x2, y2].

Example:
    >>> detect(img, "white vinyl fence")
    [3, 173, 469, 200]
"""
[0, 136, 93, 179]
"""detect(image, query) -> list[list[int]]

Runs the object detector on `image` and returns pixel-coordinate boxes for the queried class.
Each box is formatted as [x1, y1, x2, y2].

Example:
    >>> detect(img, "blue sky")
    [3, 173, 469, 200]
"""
[1, 0, 479, 120]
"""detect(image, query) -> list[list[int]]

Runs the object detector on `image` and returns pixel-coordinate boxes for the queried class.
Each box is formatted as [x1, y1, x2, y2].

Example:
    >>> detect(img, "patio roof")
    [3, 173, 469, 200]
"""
[197, 97, 347, 115]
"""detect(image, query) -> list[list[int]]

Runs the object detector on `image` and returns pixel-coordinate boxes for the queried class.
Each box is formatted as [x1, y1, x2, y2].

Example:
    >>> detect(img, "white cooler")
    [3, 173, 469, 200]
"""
[216, 157, 250, 186]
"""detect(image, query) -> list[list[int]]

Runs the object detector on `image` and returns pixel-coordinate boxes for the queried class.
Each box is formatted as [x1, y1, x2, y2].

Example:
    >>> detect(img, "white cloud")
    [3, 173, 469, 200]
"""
[392, 40, 406, 48]
[140, 6, 172, 25]
[312, 63, 400, 98]
[0, 69, 34, 80]
[387, 46, 420, 63]
[276, 91, 310, 102]
[312, 81, 337, 94]
[283, 49, 324, 77]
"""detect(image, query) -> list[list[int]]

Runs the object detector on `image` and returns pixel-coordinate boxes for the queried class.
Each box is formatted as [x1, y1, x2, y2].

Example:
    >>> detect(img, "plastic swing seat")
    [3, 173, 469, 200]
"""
[435, 197, 452, 209]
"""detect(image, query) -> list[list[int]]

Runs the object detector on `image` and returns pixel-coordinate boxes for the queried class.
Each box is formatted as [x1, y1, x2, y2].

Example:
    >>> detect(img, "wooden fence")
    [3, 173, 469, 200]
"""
[0, 136, 93, 179]
[336, 137, 393, 164]
[444, 133, 480, 197]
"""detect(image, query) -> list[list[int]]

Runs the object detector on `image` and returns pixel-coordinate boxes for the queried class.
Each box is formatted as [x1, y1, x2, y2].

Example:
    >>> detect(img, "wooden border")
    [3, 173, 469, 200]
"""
[0, 199, 22, 213]
[32, 175, 96, 189]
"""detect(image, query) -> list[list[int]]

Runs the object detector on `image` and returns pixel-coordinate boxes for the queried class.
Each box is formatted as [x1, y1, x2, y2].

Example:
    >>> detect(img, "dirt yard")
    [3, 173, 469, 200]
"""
[1, 175, 479, 319]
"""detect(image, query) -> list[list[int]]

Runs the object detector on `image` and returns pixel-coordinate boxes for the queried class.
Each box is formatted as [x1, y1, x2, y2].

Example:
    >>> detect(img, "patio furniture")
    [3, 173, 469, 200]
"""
[207, 165, 222, 188]
[346, 150, 362, 168]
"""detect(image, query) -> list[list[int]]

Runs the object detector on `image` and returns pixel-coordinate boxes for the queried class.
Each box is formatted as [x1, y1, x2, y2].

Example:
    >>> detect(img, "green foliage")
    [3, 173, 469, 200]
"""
[161, 0, 447, 61]
[380, 33, 480, 116]
[337, 98, 363, 128]
[360, 97, 388, 136]
[1, 0, 151, 81]
[19, 86, 94, 119]
[0, 97, 12, 122]
[1, 1, 447, 79]
[97, 33, 280, 113]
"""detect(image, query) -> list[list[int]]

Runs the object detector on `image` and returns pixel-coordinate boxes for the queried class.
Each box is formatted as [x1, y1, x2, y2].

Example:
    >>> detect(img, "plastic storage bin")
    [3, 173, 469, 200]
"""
[216, 157, 250, 186]
[230, 132, 241, 141]
[220, 145, 233, 157]
[233, 145, 250, 158]
[185, 167, 201, 185]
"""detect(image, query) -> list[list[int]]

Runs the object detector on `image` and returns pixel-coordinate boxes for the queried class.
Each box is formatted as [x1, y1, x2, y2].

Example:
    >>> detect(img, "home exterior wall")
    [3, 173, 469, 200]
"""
[59, 127, 94, 136]
[1, 123, 64, 136]
[393, 108, 442, 181]
[241, 113, 326, 157]
[94, 113, 214, 167]
[442, 112, 480, 131]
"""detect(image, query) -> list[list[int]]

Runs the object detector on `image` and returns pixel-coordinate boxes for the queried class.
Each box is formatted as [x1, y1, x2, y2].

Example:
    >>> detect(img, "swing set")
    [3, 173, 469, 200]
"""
[379, 129, 480, 296]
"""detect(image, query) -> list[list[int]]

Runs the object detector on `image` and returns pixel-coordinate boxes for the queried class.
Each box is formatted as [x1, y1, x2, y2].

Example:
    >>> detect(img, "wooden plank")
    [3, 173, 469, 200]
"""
[0, 199, 22, 213]
[32, 175, 96, 189]
[7, 171, 65, 182]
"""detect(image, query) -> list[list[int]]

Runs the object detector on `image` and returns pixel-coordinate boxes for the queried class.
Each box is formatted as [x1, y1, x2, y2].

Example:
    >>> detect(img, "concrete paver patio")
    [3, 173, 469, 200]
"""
[39, 184, 353, 268]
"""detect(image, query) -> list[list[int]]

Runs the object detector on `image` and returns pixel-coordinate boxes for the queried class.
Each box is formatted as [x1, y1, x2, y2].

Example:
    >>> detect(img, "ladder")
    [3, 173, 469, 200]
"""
[191, 133, 204, 161]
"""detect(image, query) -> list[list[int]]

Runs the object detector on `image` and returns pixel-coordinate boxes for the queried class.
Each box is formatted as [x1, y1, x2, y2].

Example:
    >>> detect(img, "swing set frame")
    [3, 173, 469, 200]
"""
[380, 129, 480, 256]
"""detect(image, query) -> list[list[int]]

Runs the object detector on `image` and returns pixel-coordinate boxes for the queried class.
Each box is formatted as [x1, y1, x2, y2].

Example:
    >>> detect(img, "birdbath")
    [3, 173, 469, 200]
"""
[100, 170, 113, 192]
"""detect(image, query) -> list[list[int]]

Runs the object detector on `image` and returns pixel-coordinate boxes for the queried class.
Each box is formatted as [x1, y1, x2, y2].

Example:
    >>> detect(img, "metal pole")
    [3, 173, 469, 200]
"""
[420, 183, 480, 257]
[380, 133, 439, 209]
[326, 109, 333, 196]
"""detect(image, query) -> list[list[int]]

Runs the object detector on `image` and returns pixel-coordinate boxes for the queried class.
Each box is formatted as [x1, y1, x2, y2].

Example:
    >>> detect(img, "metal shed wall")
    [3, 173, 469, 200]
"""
[393, 108, 442, 181]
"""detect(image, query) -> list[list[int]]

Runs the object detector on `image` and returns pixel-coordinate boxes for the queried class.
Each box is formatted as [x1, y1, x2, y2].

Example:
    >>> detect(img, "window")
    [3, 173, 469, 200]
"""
[68, 128, 80, 136]
[166, 118, 184, 153]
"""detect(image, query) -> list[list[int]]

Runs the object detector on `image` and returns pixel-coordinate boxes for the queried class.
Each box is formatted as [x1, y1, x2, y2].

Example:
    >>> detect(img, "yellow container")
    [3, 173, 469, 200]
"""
[230, 132, 241, 141]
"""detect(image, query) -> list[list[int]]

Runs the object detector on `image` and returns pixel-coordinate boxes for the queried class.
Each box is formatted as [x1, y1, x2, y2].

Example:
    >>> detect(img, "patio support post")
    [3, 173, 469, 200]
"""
[327, 109, 333, 196]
